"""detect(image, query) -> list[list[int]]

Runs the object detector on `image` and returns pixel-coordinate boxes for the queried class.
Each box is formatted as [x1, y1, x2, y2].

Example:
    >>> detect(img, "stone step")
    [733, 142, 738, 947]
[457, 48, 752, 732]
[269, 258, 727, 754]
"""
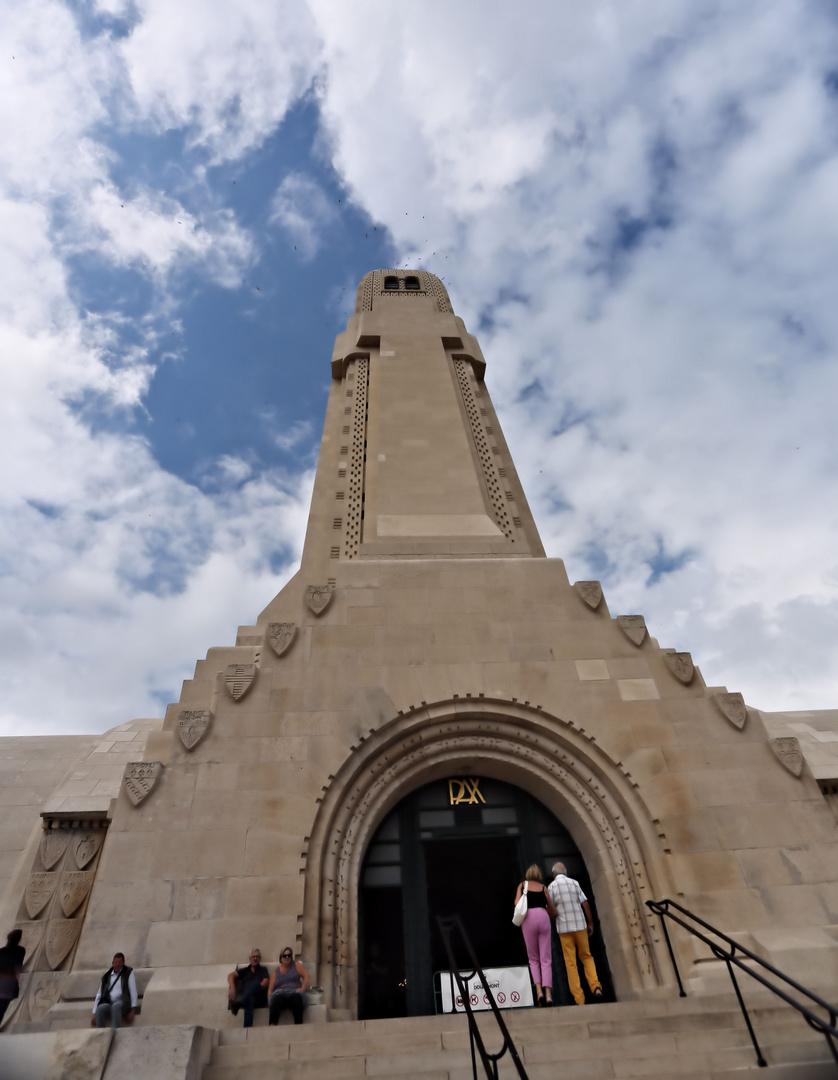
[202, 996, 833, 1080]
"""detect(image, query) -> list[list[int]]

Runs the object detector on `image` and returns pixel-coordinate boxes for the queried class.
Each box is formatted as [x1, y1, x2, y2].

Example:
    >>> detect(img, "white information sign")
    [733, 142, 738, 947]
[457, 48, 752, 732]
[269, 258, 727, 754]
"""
[439, 966, 533, 1012]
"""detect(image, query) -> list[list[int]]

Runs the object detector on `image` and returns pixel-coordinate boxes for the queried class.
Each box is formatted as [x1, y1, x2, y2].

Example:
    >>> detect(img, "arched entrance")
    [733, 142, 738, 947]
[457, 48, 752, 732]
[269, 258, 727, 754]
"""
[302, 698, 674, 1017]
[358, 776, 615, 1017]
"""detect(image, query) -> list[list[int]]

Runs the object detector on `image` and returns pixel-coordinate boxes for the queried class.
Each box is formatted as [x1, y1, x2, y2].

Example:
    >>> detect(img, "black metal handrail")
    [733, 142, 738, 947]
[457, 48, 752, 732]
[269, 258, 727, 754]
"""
[647, 897, 838, 1070]
[435, 914, 529, 1080]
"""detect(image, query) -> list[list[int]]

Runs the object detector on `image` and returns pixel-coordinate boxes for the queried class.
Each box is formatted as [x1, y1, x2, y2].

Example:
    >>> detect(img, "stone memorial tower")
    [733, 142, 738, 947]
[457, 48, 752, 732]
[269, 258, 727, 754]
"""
[1, 270, 836, 1062]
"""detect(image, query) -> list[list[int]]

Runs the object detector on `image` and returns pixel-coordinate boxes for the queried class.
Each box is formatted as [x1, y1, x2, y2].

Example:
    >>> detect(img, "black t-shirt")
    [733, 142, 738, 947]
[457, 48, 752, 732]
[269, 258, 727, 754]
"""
[0, 944, 25, 975]
[236, 964, 269, 992]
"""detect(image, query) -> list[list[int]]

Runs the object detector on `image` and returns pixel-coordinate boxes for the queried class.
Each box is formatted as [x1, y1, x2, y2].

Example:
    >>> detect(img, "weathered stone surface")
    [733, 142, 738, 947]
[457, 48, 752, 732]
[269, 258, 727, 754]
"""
[28, 971, 66, 1020]
[73, 830, 104, 870]
[59, 871, 94, 917]
[14, 920, 44, 966]
[663, 651, 694, 684]
[713, 691, 748, 729]
[574, 580, 603, 610]
[39, 830, 69, 871]
[616, 614, 647, 646]
[46, 1029, 113, 1080]
[771, 736, 804, 777]
[45, 919, 82, 969]
[102, 1025, 212, 1080]
[25, 872, 58, 918]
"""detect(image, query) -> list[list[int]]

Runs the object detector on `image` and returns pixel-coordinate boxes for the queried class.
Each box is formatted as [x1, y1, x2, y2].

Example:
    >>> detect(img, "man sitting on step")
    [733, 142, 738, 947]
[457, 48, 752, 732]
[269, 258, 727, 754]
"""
[91, 952, 138, 1028]
[228, 948, 270, 1027]
[547, 863, 604, 1006]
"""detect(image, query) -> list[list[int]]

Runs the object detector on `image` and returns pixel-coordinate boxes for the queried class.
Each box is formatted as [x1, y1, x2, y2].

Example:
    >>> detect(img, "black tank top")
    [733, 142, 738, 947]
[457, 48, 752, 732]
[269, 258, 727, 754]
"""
[522, 882, 547, 908]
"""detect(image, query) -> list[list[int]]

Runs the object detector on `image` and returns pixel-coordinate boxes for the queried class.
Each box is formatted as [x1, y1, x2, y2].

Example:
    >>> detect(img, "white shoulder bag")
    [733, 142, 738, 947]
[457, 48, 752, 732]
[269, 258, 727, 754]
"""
[512, 881, 528, 926]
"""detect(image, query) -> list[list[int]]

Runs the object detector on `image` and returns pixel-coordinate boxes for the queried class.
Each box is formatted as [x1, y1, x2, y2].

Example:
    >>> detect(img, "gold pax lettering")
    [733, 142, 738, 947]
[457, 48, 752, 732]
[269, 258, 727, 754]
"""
[448, 778, 486, 806]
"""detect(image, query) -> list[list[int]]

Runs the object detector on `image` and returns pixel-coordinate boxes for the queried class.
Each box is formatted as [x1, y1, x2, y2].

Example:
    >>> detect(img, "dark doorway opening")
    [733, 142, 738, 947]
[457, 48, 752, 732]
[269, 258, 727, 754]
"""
[358, 776, 614, 1017]
[424, 835, 521, 974]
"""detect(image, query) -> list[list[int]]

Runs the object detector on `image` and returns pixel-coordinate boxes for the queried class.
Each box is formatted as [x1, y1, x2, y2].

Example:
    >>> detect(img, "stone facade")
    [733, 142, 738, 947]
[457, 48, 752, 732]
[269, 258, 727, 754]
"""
[1, 269, 836, 1035]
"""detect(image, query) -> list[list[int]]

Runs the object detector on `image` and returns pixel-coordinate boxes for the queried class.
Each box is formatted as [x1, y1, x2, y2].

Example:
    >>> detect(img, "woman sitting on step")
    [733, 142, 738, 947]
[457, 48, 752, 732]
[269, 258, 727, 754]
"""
[268, 948, 310, 1026]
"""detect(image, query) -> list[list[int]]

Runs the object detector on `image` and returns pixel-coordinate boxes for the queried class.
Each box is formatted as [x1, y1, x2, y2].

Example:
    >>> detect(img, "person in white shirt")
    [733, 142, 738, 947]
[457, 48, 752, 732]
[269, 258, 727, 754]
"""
[547, 863, 603, 1005]
[91, 953, 138, 1028]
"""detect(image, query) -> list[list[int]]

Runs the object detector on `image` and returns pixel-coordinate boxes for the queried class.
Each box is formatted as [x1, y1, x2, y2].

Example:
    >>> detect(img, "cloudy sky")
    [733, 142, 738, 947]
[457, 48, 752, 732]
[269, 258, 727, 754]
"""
[2, 0, 838, 736]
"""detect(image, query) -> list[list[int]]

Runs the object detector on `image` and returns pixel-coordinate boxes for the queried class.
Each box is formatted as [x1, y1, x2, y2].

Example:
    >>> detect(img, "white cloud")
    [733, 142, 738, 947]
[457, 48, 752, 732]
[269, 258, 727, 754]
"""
[308, 0, 838, 710]
[269, 172, 338, 259]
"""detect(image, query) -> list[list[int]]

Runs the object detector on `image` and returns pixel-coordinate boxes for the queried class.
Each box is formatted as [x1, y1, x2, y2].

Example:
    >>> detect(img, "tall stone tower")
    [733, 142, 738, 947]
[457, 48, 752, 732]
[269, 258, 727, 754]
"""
[1, 269, 836, 1038]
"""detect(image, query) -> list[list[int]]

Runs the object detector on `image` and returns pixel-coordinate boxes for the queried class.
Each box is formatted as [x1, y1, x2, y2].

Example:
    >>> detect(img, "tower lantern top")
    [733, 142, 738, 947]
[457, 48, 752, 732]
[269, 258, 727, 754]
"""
[354, 268, 453, 315]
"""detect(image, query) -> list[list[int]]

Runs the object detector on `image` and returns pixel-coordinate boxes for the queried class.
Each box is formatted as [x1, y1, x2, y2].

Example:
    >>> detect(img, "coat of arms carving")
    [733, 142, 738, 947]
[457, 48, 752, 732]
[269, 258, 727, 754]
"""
[39, 830, 69, 871]
[305, 584, 333, 616]
[178, 709, 212, 750]
[123, 762, 163, 806]
[14, 921, 44, 965]
[45, 920, 81, 970]
[73, 829, 104, 870]
[268, 621, 297, 657]
[59, 871, 94, 917]
[29, 972, 64, 1021]
[771, 737, 804, 777]
[713, 692, 748, 730]
[25, 872, 58, 918]
[224, 664, 256, 701]
[617, 615, 647, 646]
[663, 652, 694, 684]
[574, 581, 603, 610]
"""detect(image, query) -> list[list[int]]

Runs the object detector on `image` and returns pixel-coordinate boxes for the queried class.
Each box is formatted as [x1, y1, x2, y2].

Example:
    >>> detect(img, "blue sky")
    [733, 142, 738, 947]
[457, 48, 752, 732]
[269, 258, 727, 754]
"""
[3, 0, 838, 734]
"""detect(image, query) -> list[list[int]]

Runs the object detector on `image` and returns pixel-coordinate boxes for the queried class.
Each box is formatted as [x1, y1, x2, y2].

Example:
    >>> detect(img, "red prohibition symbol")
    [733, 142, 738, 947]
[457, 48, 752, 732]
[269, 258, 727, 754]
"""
[510, 991, 520, 1002]
[497, 992, 506, 1004]
[470, 994, 479, 1006]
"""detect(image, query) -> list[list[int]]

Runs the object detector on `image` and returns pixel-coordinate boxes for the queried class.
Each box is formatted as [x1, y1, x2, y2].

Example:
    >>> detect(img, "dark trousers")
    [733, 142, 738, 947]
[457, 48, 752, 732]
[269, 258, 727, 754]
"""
[269, 991, 304, 1025]
[240, 981, 267, 1028]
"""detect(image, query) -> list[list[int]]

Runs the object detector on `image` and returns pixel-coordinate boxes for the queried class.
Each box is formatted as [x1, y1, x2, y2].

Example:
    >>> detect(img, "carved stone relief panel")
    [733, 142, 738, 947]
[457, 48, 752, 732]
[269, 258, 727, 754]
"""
[45, 920, 82, 970]
[25, 873, 58, 919]
[574, 581, 603, 610]
[73, 829, 104, 869]
[59, 871, 94, 917]
[224, 664, 256, 701]
[267, 622, 297, 658]
[39, 830, 69, 871]
[123, 761, 163, 805]
[305, 585, 333, 617]
[713, 692, 748, 730]
[663, 652, 694, 684]
[177, 709, 212, 751]
[771, 737, 804, 777]
[13, 922, 43, 968]
[617, 615, 647, 646]
[28, 972, 66, 1021]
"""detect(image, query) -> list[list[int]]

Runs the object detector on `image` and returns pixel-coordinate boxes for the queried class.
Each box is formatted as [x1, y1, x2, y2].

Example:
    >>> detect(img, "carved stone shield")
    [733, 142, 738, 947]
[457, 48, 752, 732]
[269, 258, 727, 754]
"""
[45, 920, 81, 970]
[123, 761, 163, 806]
[663, 652, 694, 684]
[40, 830, 69, 871]
[771, 736, 804, 777]
[225, 664, 256, 701]
[178, 709, 212, 750]
[29, 972, 64, 1021]
[73, 830, 104, 870]
[59, 871, 94, 917]
[617, 615, 647, 646]
[714, 692, 748, 730]
[14, 921, 44, 966]
[268, 621, 297, 657]
[25, 872, 58, 918]
[574, 581, 603, 610]
[305, 584, 333, 616]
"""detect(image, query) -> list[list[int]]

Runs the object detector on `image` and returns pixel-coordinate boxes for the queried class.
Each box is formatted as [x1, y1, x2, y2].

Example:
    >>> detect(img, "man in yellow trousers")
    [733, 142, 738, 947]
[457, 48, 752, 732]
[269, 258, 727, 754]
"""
[547, 862, 603, 1005]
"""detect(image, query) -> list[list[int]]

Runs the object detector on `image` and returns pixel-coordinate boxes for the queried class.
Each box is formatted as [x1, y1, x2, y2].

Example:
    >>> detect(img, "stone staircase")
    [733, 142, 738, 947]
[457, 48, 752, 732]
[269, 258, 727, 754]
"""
[202, 993, 837, 1080]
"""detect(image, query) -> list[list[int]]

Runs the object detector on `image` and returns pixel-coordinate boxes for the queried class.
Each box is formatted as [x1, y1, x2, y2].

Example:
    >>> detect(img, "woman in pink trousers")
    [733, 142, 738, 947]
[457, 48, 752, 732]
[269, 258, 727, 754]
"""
[514, 865, 558, 1007]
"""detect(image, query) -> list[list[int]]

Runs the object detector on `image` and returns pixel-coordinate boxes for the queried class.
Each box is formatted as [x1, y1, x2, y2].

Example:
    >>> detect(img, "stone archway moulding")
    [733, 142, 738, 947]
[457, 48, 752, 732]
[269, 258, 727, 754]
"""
[302, 697, 674, 1016]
